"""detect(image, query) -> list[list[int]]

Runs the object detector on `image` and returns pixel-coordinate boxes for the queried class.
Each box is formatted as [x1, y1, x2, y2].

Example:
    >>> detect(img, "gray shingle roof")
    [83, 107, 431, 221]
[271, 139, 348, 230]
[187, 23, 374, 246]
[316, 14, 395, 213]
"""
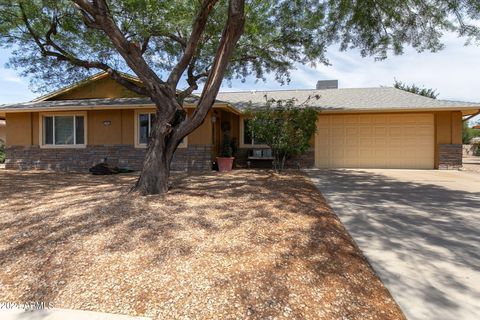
[216, 87, 480, 111]
[0, 96, 203, 111]
[1, 87, 478, 113]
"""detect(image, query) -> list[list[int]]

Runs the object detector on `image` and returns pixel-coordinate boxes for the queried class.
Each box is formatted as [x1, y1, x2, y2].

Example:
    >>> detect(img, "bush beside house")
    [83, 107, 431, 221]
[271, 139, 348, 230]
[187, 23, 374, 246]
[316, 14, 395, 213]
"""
[246, 99, 317, 171]
[470, 137, 480, 156]
[0, 142, 5, 163]
[462, 122, 480, 157]
[463, 122, 480, 144]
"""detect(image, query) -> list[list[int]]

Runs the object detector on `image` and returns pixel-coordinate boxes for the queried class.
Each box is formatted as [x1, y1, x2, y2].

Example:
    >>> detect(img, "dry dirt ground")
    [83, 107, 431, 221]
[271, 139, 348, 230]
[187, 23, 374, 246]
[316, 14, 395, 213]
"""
[0, 170, 404, 320]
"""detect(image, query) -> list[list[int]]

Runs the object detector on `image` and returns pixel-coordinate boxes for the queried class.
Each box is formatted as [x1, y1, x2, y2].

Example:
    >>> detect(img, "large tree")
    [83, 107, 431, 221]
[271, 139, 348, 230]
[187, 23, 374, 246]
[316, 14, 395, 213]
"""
[0, 0, 479, 194]
[394, 79, 439, 99]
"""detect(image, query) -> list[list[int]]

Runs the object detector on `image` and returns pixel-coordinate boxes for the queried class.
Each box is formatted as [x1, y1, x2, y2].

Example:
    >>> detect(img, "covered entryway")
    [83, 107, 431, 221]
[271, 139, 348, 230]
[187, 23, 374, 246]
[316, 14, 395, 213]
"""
[315, 113, 435, 169]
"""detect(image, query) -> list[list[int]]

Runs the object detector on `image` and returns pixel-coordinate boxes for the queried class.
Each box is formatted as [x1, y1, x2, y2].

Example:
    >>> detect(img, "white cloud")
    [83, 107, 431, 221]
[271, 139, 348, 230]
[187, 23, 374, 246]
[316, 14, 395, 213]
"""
[314, 33, 480, 102]
[1, 31, 479, 108]
[216, 32, 480, 103]
[0, 69, 23, 84]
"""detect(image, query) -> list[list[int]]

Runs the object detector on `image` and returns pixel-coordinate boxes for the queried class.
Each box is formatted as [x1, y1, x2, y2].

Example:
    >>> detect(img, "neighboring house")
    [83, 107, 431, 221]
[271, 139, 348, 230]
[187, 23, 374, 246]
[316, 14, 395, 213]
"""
[0, 119, 5, 144]
[0, 73, 479, 171]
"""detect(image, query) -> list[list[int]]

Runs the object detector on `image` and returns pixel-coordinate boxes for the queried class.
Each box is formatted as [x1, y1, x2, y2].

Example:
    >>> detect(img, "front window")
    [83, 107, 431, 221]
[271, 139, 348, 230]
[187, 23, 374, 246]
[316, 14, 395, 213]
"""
[137, 112, 187, 147]
[42, 115, 85, 146]
[138, 113, 156, 145]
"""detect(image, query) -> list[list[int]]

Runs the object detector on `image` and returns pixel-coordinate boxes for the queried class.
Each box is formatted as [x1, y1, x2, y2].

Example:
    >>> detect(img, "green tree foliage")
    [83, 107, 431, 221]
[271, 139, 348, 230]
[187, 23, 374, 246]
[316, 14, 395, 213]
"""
[463, 121, 480, 144]
[0, 0, 479, 193]
[246, 98, 317, 171]
[394, 79, 439, 99]
[220, 132, 233, 157]
[0, 141, 5, 163]
[0, 1, 479, 93]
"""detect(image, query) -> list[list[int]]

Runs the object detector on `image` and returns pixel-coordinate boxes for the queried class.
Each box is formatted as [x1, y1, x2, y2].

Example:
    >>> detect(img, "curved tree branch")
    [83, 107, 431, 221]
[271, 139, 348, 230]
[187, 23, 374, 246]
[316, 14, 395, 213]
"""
[166, 0, 219, 89]
[72, 0, 167, 95]
[170, 0, 245, 152]
[19, 4, 148, 96]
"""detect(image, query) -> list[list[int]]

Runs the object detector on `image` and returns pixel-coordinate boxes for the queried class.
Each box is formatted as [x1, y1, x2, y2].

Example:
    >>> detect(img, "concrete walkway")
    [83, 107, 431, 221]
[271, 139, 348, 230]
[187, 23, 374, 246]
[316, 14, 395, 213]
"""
[0, 309, 150, 320]
[307, 169, 480, 320]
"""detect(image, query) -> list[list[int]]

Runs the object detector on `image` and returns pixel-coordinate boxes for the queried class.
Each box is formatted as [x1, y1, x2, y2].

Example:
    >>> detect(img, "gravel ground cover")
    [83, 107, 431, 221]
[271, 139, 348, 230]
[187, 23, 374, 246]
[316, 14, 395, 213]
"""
[0, 170, 404, 320]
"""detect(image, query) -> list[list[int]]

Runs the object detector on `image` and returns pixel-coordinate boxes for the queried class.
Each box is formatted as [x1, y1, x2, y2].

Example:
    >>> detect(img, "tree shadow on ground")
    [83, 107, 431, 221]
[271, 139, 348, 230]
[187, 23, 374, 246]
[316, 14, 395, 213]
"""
[0, 169, 404, 319]
[307, 169, 480, 320]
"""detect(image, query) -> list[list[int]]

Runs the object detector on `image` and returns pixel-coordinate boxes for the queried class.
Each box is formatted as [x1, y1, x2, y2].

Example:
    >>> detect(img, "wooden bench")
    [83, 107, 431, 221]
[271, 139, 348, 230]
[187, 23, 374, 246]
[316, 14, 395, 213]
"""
[247, 149, 274, 168]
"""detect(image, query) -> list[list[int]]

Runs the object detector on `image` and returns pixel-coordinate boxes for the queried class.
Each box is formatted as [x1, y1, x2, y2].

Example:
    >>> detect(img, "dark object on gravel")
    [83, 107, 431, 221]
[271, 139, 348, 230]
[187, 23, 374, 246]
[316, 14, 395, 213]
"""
[89, 162, 134, 175]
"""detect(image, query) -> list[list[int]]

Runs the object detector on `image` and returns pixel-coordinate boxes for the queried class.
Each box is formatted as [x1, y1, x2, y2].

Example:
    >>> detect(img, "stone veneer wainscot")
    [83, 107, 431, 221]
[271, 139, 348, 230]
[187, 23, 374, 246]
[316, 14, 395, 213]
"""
[5, 145, 212, 172]
[438, 144, 463, 169]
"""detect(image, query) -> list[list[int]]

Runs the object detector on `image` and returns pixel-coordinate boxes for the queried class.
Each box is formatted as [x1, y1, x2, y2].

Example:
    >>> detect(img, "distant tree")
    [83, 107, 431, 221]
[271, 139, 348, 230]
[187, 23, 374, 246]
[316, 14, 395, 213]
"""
[394, 79, 439, 99]
[463, 121, 480, 144]
[246, 98, 317, 171]
[1, 1, 479, 194]
[0, 141, 5, 164]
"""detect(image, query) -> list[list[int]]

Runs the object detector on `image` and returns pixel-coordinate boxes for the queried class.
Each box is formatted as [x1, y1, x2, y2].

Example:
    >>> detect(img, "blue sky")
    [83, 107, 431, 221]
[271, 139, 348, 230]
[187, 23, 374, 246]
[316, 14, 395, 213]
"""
[0, 32, 479, 123]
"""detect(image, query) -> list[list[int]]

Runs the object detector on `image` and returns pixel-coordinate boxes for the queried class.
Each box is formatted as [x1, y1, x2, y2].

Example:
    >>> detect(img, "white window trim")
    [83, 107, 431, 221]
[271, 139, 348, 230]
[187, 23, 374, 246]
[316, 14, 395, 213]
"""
[39, 111, 87, 149]
[239, 116, 269, 148]
[134, 110, 188, 149]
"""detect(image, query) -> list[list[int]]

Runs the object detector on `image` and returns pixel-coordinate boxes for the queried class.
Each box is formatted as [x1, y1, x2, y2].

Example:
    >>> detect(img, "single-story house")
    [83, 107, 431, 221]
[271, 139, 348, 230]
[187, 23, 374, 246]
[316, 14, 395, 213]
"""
[0, 73, 479, 171]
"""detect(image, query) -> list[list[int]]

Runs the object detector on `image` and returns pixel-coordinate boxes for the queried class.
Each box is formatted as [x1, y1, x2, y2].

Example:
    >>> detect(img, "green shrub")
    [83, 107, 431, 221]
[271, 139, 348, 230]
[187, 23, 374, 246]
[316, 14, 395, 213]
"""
[0, 142, 5, 163]
[246, 98, 318, 171]
[471, 137, 480, 156]
[463, 122, 480, 144]
[220, 133, 233, 157]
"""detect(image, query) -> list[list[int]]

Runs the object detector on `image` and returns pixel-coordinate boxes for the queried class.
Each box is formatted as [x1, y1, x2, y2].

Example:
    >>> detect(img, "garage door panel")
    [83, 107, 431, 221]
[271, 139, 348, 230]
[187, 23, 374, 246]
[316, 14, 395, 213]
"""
[388, 115, 405, 124]
[344, 115, 359, 124]
[332, 148, 344, 157]
[389, 127, 403, 135]
[373, 115, 387, 123]
[358, 116, 373, 124]
[315, 114, 434, 169]
[332, 127, 344, 136]
[332, 117, 345, 125]
[374, 127, 387, 135]
[359, 137, 373, 146]
[346, 127, 358, 135]
[403, 126, 420, 136]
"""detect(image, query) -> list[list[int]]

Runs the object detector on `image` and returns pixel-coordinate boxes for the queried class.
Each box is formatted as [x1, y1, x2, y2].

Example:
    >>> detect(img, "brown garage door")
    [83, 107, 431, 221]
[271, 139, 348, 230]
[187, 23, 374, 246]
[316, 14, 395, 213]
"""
[315, 113, 435, 169]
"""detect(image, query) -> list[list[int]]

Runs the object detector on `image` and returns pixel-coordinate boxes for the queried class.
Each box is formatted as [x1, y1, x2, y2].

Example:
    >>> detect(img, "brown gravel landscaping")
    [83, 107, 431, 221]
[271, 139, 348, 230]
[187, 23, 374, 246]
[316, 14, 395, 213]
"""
[0, 170, 405, 319]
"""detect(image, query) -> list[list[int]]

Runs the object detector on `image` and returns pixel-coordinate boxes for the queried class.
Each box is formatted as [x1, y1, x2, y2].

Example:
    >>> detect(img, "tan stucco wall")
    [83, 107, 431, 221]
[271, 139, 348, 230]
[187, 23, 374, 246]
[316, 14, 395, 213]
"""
[187, 109, 214, 145]
[5, 108, 221, 147]
[88, 110, 124, 145]
[0, 120, 6, 143]
[85, 108, 219, 146]
[121, 109, 135, 145]
[32, 113, 39, 145]
[434, 110, 462, 167]
[6, 109, 462, 170]
[5, 113, 32, 145]
[52, 77, 143, 100]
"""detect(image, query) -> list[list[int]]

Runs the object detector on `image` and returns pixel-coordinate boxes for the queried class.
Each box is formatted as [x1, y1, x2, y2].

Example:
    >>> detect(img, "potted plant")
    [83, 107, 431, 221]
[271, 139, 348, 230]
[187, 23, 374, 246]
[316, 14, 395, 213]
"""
[217, 132, 235, 172]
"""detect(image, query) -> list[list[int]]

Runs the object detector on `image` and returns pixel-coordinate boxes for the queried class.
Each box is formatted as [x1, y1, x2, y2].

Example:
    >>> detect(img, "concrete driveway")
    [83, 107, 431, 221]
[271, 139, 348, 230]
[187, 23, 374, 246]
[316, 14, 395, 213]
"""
[307, 169, 480, 320]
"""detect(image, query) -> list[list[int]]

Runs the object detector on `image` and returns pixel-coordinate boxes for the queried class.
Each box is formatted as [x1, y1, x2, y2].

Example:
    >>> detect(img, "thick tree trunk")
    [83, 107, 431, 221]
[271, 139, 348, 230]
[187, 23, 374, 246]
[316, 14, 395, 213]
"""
[134, 147, 171, 194]
[129, 0, 245, 195]
[131, 94, 182, 195]
[132, 122, 173, 195]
